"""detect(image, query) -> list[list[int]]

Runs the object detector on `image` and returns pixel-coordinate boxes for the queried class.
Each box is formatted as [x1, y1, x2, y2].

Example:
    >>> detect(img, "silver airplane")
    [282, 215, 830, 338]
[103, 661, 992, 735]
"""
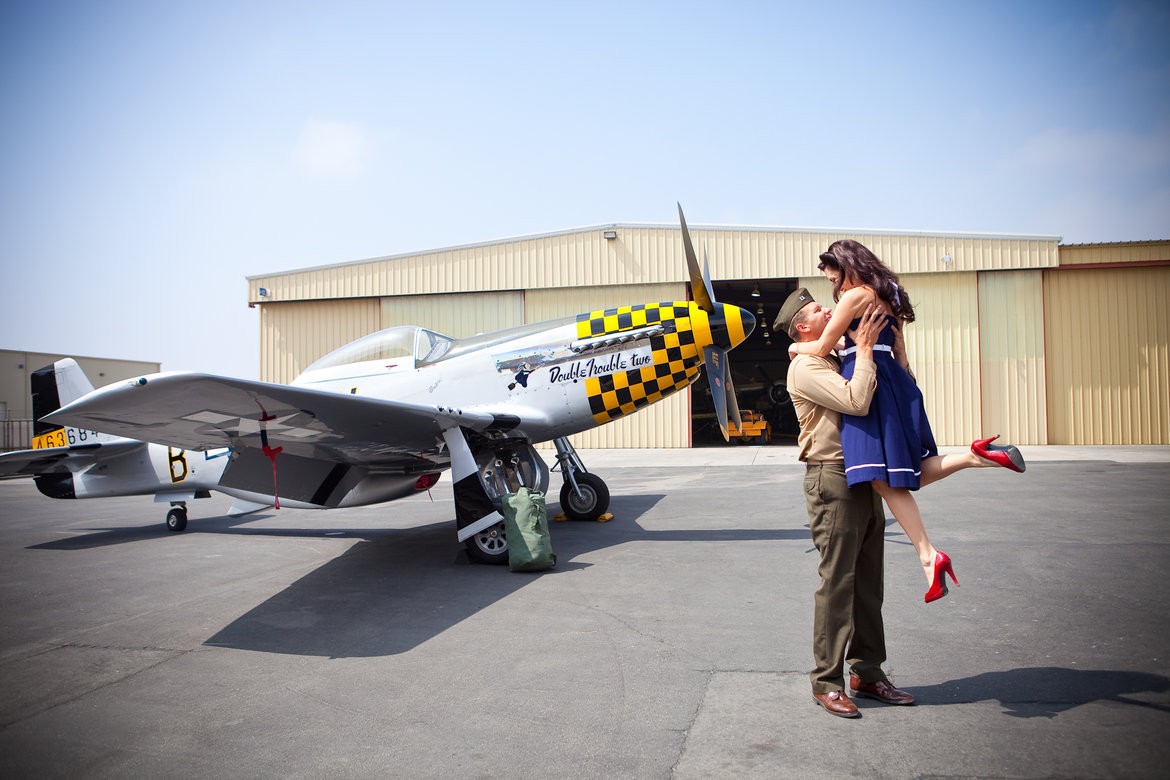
[29, 206, 756, 563]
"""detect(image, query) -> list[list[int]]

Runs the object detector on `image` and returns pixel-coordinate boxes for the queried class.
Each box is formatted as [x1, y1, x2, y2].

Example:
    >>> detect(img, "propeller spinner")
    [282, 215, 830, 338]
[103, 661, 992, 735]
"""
[677, 204, 757, 441]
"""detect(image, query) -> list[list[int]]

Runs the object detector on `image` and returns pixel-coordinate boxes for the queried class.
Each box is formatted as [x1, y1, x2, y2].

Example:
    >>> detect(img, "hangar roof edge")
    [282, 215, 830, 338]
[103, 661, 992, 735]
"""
[1059, 239, 1169, 247]
[246, 221, 1064, 280]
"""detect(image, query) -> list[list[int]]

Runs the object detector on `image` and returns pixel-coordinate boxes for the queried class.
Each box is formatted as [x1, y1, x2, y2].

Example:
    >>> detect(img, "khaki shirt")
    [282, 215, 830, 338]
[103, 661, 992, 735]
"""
[786, 354, 877, 462]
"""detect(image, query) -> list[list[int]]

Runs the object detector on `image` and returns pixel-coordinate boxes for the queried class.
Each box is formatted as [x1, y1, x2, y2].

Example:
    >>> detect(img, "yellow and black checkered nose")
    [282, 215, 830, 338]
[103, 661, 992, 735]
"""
[575, 300, 757, 426]
[690, 302, 757, 351]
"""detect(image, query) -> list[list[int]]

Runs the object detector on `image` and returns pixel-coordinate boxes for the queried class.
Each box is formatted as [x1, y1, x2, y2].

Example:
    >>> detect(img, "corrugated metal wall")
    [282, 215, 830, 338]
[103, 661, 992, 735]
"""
[380, 290, 525, 337]
[978, 270, 1048, 445]
[523, 282, 685, 327]
[259, 298, 381, 383]
[1057, 240, 1170, 266]
[1044, 265, 1170, 444]
[248, 226, 1059, 303]
[249, 229, 681, 301]
[701, 230, 1059, 279]
[899, 273, 982, 447]
[527, 283, 690, 448]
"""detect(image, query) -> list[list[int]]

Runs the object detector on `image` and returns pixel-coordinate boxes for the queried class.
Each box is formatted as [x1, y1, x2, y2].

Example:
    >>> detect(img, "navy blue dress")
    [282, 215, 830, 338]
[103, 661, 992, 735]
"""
[839, 315, 938, 489]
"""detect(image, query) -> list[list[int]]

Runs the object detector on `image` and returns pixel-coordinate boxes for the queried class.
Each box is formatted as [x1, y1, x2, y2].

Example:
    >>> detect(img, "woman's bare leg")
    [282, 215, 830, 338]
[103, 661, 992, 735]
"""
[874, 449, 1002, 583]
[919, 451, 992, 488]
[872, 479, 938, 584]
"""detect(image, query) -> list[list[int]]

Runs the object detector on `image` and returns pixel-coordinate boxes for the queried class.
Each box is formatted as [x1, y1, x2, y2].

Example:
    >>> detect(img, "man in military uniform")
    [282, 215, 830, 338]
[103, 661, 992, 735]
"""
[776, 288, 916, 718]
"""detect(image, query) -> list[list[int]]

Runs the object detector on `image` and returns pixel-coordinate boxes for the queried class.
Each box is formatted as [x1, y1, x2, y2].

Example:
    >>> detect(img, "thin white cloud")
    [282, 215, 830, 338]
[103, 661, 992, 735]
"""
[293, 119, 371, 181]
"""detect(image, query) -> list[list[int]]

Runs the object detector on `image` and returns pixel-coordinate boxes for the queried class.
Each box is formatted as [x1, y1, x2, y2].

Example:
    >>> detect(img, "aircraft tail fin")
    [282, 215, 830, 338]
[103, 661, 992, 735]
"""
[31, 359, 95, 434]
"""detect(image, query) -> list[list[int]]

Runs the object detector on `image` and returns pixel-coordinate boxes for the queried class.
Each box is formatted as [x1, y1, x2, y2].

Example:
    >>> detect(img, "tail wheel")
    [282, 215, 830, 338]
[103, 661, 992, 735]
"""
[559, 472, 610, 521]
[166, 507, 188, 532]
[464, 520, 508, 565]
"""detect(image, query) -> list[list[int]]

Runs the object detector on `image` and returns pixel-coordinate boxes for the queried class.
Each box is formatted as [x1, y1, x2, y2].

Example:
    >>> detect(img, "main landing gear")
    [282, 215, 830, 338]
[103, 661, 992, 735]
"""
[465, 523, 508, 564]
[166, 502, 188, 532]
[461, 437, 611, 565]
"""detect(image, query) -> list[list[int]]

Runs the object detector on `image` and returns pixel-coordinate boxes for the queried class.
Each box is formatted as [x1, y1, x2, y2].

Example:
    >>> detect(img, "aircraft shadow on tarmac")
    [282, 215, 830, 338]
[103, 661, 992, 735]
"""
[198, 492, 810, 658]
[27, 492, 810, 658]
[907, 667, 1170, 718]
[28, 513, 285, 550]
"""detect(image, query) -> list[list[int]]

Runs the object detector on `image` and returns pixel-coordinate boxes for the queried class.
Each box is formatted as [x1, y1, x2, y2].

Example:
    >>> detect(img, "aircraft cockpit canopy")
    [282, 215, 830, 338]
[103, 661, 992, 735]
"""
[298, 326, 455, 382]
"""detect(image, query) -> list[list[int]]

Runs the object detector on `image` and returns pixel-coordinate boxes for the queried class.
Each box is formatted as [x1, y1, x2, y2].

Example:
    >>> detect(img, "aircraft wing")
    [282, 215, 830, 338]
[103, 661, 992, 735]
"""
[43, 372, 513, 470]
[0, 440, 148, 477]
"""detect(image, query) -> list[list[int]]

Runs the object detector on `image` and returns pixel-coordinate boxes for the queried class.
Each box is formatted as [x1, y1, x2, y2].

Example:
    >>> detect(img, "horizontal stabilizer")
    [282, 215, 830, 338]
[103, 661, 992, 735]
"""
[44, 371, 513, 469]
[0, 440, 147, 477]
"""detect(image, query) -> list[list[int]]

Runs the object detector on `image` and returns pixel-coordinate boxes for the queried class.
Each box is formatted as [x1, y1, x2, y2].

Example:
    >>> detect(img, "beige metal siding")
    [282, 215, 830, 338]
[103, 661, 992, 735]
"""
[249, 226, 1060, 304]
[380, 291, 524, 337]
[259, 299, 381, 383]
[1058, 241, 1170, 266]
[797, 276, 835, 311]
[528, 283, 690, 448]
[248, 229, 683, 303]
[1044, 265, 1170, 444]
[523, 283, 686, 322]
[896, 273, 983, 447]
[799, 272, 982, 446]
[978, 271, 1048, 445]
[704, 230, 1059, 279]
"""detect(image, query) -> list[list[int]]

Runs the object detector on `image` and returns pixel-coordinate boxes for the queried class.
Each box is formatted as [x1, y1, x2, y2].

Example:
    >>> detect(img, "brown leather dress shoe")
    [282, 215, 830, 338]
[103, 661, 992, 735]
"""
[849, 674, 915, 705]
[812, 690, 860, 718]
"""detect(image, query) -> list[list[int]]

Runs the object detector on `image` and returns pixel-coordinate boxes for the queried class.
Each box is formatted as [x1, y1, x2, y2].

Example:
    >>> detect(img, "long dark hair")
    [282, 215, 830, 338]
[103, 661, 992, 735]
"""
[818, 239, 915, 323]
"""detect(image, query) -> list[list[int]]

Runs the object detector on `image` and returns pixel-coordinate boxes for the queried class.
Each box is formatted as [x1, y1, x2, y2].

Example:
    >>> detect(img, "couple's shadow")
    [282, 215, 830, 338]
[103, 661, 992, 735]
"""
[909, 667, 1170, 718]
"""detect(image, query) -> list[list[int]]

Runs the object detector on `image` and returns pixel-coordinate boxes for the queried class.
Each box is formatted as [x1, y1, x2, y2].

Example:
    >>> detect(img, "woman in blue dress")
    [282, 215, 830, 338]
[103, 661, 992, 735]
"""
[790, 239, 1026, 603]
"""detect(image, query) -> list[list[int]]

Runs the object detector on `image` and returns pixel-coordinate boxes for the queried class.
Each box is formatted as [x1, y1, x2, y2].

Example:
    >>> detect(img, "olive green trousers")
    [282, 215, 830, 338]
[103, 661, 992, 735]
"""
[804, 462, 888, 694]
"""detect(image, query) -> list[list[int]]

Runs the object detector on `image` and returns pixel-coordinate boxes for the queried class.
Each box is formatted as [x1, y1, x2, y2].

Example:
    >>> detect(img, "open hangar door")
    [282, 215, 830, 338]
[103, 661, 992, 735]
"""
[690, 278, 801, 447]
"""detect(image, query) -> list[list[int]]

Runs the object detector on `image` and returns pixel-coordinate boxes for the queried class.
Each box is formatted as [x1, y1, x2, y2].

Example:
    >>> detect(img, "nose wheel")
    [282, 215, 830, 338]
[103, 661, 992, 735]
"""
[558, 471, 610, 521]
[553, 437, 610, 522]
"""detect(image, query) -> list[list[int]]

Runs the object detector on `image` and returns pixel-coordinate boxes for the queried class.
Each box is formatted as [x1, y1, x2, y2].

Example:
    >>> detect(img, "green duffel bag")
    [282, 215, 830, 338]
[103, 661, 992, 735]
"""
[501, 487, 556, 572]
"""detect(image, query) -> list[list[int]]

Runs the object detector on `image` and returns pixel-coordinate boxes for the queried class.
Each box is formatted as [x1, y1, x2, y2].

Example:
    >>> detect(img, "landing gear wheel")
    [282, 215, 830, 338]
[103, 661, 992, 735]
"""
[464, 520, 508, 565]
[166, 507, 188, 533]
[559, 472, 610, 521]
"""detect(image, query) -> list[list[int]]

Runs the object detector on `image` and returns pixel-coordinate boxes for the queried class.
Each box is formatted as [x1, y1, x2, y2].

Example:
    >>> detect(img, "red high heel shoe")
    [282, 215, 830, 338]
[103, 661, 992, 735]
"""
[925, 551, 959, 603]
[972, 435, 1026, 473]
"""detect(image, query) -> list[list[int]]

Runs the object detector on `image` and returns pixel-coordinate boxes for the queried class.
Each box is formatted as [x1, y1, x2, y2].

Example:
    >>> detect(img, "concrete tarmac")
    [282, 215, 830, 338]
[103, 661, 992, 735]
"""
[1, 446, 1168, 779]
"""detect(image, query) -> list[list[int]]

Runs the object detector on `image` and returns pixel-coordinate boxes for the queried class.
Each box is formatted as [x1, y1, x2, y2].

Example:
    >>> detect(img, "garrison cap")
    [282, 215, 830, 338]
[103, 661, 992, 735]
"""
[774, 287, 815, 333]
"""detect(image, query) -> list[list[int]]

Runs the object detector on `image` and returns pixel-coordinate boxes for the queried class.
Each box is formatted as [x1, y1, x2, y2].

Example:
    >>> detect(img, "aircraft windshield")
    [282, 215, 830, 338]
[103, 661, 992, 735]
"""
[416, 328, 454, 364]
[305, 326, 454, 372]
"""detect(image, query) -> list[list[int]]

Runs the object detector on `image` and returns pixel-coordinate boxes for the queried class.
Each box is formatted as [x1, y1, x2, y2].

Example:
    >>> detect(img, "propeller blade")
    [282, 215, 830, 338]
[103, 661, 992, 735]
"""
[703, 346, 743, 441]
[702, 248, 717, 309]
[725, 370, 744, 432]
[680, 204, 748, 442]
[703, 346, 729, 440]
[679, 203, 715, 313]
[703, 344, 746, 441]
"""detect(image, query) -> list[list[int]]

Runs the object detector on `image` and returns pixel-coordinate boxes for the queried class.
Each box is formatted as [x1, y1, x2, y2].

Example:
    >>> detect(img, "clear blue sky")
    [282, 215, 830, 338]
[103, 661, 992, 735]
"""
[2, 0, 1167, 380]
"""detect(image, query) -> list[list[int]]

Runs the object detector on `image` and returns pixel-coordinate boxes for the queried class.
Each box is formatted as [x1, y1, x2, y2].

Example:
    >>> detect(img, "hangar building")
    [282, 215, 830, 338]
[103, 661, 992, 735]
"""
[246, 224, 1169, 448]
